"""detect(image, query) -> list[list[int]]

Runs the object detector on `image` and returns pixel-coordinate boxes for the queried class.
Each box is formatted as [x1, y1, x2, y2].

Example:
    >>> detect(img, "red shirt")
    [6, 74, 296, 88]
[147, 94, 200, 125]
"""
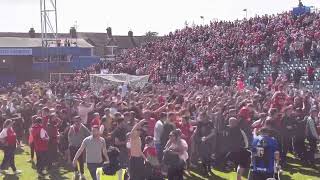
[177, 123, 194, 146]
[143, 146, 157, 157]
[272, 91, 287, 110]
[307, 67, 314, 76]
[91, 117, 101, 127]
[147, 118, 157, 136]
[31, 124, 49, 152]
[158, 96, 165, 104]
[237, 80, 245, 91]
[6, 128, 17, 146]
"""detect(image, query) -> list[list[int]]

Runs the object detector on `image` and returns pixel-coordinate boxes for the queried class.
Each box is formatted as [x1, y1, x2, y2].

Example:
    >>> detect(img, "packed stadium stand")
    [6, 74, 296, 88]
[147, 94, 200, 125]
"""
[1, 11, 320, 88]
[92, 11, 320, 90]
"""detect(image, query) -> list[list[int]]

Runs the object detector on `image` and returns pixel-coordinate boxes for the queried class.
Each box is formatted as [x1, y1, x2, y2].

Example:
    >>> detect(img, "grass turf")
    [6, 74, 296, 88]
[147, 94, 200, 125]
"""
[0, 146, 319, 180]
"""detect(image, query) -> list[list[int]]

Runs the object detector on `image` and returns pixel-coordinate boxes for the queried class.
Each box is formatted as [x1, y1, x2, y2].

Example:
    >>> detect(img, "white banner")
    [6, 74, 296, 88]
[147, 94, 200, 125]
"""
[90, 73, 149, 92]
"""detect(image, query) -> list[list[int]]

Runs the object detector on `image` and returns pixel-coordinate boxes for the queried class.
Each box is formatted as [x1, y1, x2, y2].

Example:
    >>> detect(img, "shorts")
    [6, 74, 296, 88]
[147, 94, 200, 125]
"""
[251, 171, 274, 179]
[228, 149, 251, 168]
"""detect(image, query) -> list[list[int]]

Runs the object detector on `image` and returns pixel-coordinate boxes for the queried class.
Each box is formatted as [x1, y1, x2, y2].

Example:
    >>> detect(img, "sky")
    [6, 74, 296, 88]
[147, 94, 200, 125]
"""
[0, 0, 320, 36]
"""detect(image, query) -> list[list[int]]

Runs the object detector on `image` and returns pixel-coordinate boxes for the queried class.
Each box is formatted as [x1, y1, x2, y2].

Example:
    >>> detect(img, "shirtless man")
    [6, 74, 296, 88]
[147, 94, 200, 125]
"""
[129, 120, 148, 180]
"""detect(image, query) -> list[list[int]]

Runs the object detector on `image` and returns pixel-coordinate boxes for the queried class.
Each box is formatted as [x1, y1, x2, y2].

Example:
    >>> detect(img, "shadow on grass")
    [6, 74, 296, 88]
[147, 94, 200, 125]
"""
[46, 161, 75, 180]
[284, 156, 320, 177]
[14, 148, 24, 155]
[188, 166, 227, 180]
[3, 174, 19, 180]
[47, 169, 70, 180]
[284, 164, 320, 177]
[23, 158, 74, 180]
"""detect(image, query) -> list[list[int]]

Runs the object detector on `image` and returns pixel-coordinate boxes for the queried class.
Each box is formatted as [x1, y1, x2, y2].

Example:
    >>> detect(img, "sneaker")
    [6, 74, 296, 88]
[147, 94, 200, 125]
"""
[74, 172, 80, 179]
[208, 169, 215, 176]
[14, 170, 22, 175]
[38, 170, 46, 175]
[79, 174, 86, 180]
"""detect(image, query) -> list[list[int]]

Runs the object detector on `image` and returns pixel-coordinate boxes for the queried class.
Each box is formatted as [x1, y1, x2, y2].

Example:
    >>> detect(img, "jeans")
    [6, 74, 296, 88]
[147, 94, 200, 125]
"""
[36, 151, 49, 172]
[155, 143, 163, 162]
[117, 145, 129, 168]
[87, 163, 102, 180]
[307, 136, 317, 162]
[293, 136, 306, 158]
[168, 166, 184, 180]
[281, 135, 292, 165]
[30, 143, 35, 160]
[48, 141, 58, 166]
[129, 157, 145, 180]
[0, 146, 17, 171]
[70, 146, 84, 174]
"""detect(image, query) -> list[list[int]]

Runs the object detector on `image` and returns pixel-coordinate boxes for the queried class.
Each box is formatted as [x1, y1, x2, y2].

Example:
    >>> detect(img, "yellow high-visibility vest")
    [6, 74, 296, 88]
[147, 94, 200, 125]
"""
[96, 168, 126, 180]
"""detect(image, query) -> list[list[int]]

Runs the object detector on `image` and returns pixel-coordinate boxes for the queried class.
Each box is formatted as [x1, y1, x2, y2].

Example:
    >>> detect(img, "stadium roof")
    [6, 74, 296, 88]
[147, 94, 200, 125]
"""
[0, 37, 93, 48]
[0, 32, 152, 47]
[0, 32, 157, 56]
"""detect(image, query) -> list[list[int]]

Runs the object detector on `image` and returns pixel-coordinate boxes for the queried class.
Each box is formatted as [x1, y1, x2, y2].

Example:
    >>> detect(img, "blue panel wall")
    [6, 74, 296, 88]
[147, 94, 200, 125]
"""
[292, 6, 311, 16]
[0, 47, 92, 56]
[70, 56, 100, 70]
[31, 56, 100, 72]
[32, 47, 92, 56]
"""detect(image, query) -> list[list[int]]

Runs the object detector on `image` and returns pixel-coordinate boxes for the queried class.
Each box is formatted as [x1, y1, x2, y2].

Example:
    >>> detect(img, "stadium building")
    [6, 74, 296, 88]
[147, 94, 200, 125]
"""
[0, 36, 97, 84]
[0, 28, 151, 84]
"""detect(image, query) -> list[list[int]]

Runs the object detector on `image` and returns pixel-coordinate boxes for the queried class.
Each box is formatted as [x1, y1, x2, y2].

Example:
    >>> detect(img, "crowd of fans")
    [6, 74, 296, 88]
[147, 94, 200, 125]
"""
[94, 12, 320, 86]
[0, 9, 320, 180]
[0, 72, 319, 179]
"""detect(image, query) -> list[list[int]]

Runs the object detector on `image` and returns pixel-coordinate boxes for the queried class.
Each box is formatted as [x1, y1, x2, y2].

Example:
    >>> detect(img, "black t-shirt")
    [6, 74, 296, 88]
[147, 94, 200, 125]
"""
[224, 126, 245, 152]
[98, 105, 107, 117]
[160, 123, 175, 147]
[21, 108, 36, 126]
[112, 127, 127, 147]
[196, 120, 215, 138]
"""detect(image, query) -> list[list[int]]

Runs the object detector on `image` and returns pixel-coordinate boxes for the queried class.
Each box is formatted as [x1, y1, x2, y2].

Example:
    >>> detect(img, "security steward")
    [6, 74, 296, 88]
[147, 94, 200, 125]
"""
[96, 146, 126, 180]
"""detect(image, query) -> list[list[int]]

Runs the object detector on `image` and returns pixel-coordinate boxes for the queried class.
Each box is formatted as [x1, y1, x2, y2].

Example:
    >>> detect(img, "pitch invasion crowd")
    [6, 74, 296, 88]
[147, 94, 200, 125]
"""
[0, 73, 319, 180]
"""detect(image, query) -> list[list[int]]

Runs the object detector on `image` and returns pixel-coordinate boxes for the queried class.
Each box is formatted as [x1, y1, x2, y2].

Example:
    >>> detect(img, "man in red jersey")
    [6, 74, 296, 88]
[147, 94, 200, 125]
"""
[31, 117, 50, 175]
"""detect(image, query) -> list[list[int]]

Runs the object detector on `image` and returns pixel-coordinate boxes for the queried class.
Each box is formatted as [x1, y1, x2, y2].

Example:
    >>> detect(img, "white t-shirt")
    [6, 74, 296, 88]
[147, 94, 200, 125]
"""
[153, 120, 164, 144]
[40, 128, 49, 140]
[110, 108, 117, 117]
[78, 103, 94, 124]
[0, 128, 8, 139]
[121, 84, 128, 98]
[46, 89, 53, 99]
[169, 139, 189, 162]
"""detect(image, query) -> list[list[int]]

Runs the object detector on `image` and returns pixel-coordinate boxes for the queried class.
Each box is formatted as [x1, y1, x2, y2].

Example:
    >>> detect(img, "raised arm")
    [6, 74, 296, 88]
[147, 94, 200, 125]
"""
[99, 125, 105, 135]
[102, 139, 109, 163]
[164, 139, 172, 151]
[154, 103, 167, 115]
[130, 119, 146, 135]
[68, 126, 74, 142]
